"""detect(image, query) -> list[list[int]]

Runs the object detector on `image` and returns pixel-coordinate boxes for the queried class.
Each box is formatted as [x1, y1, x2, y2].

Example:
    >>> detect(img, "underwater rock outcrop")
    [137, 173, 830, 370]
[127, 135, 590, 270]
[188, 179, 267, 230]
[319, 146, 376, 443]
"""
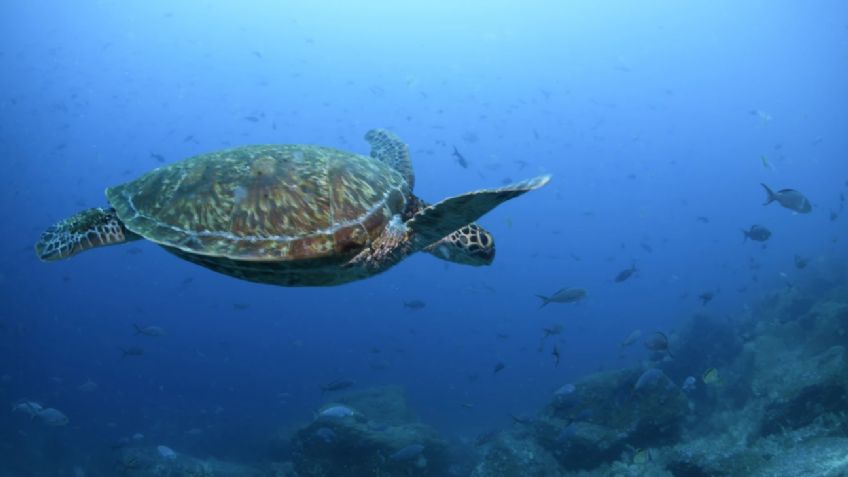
[289, 385, 451, 477]
[469, 431, 560, 477]
[117, 445, 266, 477]
[471, 366, 688, 475]
[541, 367, 687, 469]
[757, 344, 848, 436]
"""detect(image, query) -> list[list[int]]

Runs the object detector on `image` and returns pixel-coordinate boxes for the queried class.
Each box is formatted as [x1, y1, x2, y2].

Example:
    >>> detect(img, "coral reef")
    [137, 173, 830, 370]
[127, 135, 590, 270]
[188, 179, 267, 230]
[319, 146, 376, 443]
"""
[289, 385, 451, 477]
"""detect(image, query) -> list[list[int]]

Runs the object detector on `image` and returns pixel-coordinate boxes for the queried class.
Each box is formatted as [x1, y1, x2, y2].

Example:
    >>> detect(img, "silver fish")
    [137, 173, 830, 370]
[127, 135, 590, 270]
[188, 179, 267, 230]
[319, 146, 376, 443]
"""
[761, 183, 812, 213]
[536, 288, 587, 308]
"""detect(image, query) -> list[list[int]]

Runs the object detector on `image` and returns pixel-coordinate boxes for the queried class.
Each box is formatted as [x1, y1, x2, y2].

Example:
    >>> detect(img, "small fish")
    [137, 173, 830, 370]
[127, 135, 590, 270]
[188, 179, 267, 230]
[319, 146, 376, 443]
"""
[702, 367, 721, 385]
[232, 303, 251, 310]
[749, 109, 773, 122]
[742, 225, 772, 242]
[320, 379, 355, 393]
[794, 255, 809, 269]
[243, 116, 260, 122]
[317, 405, 356, 419]
[620, 329, 642, 347]
[183, 134, 196, 143]
[633, 368, 666, 391]
[698, 291, 715, 306]
[390, 444, 425, 461]
[11, 400, 43, 418]
[632, 448, 652, 464]
[252, 50, 263, 59]
[37, 408, 69, 427]
[133, 324, 165, 337]
[541, 325, 563, 338]
[150, 153, 165, 163]
[77, 378, 98, 393]
[696, 216, 710, 223]
[552, 345, 560, 367]
[493, 362, 506, 374]
[403, 300, 426, 309]
[761, 183, 812, 214]
[640, 242, 653, 253]
[452, 146, 469, 168]
[760, 155, 774, 171]
[510, 414, 534, 425]
[313, 427, 336, 443]
[643, 332, 673, 358]
[536, 288, 587, 308]
[614, 264, 638, 283]
[554, 383, 576, 396]
[120, 346, 144, 357]
[157, 445, 177, 460]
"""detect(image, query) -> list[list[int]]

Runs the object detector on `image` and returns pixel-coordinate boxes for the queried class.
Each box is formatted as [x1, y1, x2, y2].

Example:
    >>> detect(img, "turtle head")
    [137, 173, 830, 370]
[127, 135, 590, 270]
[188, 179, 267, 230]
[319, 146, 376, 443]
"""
[425, 223, 495, 266]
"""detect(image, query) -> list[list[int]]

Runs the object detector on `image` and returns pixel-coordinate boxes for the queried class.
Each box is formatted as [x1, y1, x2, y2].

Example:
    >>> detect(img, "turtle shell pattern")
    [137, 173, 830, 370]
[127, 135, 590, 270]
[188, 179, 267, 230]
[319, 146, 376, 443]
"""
[106, 144, 410, 262]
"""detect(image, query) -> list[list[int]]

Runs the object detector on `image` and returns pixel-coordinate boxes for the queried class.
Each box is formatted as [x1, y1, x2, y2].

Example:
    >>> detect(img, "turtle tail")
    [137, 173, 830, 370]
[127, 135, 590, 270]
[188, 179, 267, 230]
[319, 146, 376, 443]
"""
[35, 207, 139, 262]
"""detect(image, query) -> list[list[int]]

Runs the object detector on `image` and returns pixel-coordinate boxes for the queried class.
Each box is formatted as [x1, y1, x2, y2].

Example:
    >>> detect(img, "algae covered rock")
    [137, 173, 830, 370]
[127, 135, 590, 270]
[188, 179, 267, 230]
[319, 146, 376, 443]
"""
[533, 367, 687, 471]
[470, 432, 561, 477]
[117, 445, 265, 477]
[758, 345, 848, 436]
[290, 386, 450, 477]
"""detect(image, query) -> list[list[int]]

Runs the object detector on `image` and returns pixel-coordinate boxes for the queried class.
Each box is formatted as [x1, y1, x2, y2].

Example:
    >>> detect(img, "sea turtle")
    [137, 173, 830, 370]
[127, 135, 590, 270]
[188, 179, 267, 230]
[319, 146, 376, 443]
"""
[35, 129, 550, 286]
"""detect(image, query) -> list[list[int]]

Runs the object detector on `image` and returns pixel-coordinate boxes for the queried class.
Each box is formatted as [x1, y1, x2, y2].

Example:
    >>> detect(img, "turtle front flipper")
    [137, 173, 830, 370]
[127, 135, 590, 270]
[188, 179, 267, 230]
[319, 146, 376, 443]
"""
[35, 207, 140, 262]
[364, 129, 414, 190]
[425, 223, 495, 266]
[407, 175, 551, 250]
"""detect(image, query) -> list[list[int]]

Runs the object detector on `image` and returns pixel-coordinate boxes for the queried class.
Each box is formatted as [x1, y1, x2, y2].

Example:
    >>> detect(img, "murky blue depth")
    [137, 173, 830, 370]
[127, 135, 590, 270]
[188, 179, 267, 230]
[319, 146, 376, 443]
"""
[1, 1, 847, 476]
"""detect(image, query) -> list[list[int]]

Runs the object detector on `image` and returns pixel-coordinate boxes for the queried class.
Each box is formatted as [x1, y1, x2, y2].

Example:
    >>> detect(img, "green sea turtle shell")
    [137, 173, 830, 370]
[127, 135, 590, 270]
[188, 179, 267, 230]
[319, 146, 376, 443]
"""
[106, 144, 410, 261]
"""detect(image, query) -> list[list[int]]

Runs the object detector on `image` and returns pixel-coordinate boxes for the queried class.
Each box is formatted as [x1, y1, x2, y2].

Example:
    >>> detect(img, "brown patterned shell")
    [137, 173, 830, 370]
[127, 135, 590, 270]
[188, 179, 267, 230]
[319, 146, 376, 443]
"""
[106, 145, 410, 261]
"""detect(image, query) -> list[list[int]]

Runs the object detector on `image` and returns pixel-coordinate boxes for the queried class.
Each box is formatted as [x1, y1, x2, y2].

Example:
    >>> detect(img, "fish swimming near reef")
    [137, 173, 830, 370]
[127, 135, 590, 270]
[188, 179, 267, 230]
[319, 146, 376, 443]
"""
[452, 146, 469, 168]
[761, 183, 812, 213]
[620, 329, 642, 347]
[702, 367, 721, 385]
[633, 368, 668, 392]
[317, 405, 357, 419]
[743, 225, 771, 242]
[536, 288, 587, 308]
[36, 407, 69, 426]
[699, 291, 715, 305]
[133, 324, 165, 337]
[120, 346, 145, 357]
[794, 255, 810, 269]
[644, 332, 674, 358]
[390, 443, 425, 461]
[403, 300, 426, 310]
[12, 400, 43, 418]
[614, 264, 638, 283]
[320, 379, 355, 393]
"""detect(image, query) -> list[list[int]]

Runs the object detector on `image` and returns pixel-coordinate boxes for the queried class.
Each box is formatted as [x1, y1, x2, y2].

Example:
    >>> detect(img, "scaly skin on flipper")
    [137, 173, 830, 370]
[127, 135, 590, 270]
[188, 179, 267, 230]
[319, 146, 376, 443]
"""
[364, 129, 414, 191]
[35, 207, 140, 261]
[407, 175, 551, 250]
[425, 223, 495, 266]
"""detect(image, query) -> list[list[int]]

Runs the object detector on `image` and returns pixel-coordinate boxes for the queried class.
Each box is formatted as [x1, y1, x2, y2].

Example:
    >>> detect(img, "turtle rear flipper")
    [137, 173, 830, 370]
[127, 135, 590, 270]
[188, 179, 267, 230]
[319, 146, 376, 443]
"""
[407, 175, 550, 250]
[35, 207, 139, 261]
[425, 223, 495, 266]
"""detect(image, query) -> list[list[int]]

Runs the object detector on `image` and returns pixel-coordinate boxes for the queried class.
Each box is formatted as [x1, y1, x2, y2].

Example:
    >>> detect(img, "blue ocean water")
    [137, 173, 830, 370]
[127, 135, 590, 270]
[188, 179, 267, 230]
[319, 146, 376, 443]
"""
[1, 1, 847, 475]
